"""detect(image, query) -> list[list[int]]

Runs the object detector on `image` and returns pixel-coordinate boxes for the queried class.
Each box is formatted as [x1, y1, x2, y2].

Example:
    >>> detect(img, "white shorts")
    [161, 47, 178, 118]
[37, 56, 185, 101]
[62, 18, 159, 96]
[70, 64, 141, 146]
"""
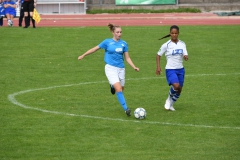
[105, 64, 125, 86]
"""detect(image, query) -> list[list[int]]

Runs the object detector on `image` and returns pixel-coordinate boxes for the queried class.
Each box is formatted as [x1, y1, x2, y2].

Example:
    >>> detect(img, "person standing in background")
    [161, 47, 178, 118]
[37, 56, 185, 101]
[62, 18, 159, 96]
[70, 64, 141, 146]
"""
[22, 0, 36, 28]
[0, 0, 5, 26]
[18, 0, 29, 27]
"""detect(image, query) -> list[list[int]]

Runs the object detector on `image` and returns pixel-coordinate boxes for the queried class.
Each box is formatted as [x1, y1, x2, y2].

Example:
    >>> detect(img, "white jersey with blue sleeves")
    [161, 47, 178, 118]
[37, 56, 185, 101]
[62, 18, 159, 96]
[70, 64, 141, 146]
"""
[99, 38, 128, 68]
[157, 39, 188, 69]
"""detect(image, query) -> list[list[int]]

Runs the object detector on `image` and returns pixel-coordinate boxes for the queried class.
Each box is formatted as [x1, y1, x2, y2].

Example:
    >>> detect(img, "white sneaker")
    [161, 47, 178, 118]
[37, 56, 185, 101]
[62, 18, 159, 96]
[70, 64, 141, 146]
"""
[8, 20, 11, 26]
[169, 105, 175, 111]
[164, 99, 171, 110]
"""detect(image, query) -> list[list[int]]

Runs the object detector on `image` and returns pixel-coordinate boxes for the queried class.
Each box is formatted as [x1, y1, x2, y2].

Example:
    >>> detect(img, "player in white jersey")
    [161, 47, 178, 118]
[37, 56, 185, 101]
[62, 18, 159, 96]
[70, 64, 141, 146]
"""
[78, 23, 139, 116]
[156, 25, 189, 111]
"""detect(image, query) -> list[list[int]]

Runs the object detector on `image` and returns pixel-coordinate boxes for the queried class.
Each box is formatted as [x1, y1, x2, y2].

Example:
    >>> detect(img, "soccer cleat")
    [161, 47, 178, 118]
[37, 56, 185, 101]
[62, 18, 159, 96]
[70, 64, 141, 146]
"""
[110, 85, 115, 95]
[164, 99, 171, 110]
[169, 106, 175, 111]
[125, 108, 131, 116]
[8, 20, 11, 26]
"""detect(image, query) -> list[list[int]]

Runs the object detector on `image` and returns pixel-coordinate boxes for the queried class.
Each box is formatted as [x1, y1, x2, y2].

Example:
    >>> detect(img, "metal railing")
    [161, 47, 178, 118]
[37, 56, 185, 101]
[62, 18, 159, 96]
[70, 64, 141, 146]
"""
[97, 0, 178, 5]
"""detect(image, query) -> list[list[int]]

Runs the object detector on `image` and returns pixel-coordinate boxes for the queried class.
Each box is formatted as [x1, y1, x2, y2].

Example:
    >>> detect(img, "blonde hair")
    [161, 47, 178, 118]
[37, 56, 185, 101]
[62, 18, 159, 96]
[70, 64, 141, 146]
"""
[108, 23, 121, 32]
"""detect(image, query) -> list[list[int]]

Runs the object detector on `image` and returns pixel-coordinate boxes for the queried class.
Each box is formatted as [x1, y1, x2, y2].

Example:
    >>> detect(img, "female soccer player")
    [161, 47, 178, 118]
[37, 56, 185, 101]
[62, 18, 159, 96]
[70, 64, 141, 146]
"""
[156, 25, 188, 111]
[78, 23, 139, 116]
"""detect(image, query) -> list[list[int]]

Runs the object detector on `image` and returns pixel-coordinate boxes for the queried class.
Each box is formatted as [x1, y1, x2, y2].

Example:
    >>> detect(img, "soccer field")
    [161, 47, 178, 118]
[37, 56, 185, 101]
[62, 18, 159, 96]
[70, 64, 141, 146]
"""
[1, 26, 240, 159]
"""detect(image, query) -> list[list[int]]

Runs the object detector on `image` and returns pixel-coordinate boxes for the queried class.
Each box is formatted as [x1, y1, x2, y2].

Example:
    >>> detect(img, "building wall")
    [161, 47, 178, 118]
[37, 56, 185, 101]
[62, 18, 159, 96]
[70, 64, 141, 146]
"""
[86, 0, 240, 11]
[87, 0, 240, 5]
[35, 0, 240, 14]
[179, 0, 239, 3]
[37, 0, 86, 14]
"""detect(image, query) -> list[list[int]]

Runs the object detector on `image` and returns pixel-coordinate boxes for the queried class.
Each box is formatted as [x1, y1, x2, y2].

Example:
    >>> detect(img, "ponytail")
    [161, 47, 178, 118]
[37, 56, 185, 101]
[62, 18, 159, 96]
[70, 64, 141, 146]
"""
[158, 34, 170, 40]
[108, 23, 120, 32]
[158, 25, 179, 40]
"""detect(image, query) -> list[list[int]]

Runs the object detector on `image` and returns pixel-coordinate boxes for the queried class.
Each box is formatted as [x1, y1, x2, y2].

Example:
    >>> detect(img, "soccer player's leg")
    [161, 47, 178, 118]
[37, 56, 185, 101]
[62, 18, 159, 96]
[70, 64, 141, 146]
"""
[115, 68, 131, 116]
[114, 82, 130, 116]
[169, 68, 185, 110]
[105, 65, 130, 116]
[105, 64, 118, 95]
[165, 69, 179, 110]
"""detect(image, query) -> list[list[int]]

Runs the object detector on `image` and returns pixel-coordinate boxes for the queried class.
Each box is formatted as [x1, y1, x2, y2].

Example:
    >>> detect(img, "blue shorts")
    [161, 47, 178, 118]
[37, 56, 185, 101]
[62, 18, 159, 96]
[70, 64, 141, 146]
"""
[166, 68, 185, 87]
[5, 9, 16, 16]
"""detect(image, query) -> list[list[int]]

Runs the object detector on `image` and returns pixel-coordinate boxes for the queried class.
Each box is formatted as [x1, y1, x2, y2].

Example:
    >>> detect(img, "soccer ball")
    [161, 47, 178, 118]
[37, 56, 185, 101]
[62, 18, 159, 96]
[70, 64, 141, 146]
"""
[134, 108, 147, 120]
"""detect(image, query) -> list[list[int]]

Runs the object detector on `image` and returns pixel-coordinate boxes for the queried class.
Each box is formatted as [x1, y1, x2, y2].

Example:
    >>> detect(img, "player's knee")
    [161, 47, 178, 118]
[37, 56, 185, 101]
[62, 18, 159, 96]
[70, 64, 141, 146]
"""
[173, 83, 180, 89]
[172, 83, 182, 93]
[113, 82, 122, 92]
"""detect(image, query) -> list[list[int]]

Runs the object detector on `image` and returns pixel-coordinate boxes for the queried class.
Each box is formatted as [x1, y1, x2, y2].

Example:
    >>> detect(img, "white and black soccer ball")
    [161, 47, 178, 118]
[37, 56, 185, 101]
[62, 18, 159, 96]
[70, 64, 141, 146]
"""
[134, 108, 146, 120]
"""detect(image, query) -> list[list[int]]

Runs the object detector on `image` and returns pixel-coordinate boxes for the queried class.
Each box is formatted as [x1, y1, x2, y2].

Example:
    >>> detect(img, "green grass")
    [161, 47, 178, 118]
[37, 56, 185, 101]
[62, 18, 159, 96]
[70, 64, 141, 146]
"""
[87, 8, 201, 14]
[0, 25, 240, 160]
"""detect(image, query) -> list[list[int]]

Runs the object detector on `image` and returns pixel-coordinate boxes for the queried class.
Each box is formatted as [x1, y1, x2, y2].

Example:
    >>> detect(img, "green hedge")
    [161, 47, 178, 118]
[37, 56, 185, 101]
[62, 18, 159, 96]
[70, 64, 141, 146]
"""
[87, 8, 201, 14]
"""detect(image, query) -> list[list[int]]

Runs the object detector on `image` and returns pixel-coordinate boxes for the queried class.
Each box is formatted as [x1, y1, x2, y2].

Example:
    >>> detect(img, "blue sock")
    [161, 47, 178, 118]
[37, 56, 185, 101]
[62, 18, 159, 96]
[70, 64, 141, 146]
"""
[169, 86, 176, 98]
[172, 93, 180, 104]
[116, 92, 128, 111]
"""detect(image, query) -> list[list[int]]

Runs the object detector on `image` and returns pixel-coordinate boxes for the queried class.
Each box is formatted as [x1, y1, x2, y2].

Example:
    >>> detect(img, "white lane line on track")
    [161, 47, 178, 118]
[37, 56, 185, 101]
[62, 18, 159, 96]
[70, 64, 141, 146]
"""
[7, 73, 240, 130]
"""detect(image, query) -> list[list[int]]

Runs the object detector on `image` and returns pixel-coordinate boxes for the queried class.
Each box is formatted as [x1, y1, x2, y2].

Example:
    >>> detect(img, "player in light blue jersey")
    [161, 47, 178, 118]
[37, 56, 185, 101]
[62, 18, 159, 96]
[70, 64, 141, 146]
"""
[156, 25, 189, 111]
[78, 23, 139, 116]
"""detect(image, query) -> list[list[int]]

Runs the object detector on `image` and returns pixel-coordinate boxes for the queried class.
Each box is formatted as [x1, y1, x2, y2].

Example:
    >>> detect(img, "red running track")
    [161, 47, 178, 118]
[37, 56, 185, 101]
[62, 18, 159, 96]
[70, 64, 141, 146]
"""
[3, 13, 240, 27]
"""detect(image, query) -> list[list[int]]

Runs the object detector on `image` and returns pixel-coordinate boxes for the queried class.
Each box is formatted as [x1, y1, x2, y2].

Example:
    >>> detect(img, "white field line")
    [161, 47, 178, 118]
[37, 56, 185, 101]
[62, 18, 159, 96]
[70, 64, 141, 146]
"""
[7, 73, 240, 130]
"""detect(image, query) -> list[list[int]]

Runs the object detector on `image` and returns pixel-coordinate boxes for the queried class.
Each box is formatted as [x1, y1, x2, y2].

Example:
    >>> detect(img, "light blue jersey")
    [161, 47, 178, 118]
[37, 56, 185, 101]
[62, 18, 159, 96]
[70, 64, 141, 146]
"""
[99, 38, 128, 68]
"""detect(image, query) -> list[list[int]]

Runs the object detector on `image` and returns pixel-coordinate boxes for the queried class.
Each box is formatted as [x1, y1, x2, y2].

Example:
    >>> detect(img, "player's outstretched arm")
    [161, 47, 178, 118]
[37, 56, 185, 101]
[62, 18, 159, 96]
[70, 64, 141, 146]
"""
[124, 52, 139, 72]
[78, 46, 100, 60]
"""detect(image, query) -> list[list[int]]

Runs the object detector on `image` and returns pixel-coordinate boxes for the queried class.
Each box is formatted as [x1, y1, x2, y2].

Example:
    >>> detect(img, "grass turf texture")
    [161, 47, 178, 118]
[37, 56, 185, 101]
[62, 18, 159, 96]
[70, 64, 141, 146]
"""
[0, 26, 240, 159]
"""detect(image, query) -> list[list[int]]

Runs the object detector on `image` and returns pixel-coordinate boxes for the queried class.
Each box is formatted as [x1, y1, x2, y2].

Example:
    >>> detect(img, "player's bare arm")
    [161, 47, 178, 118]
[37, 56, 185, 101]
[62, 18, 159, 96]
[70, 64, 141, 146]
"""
[156, 55, 162, 75]
[124, 52, 139, 72]
[78, 46, 100, 60]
